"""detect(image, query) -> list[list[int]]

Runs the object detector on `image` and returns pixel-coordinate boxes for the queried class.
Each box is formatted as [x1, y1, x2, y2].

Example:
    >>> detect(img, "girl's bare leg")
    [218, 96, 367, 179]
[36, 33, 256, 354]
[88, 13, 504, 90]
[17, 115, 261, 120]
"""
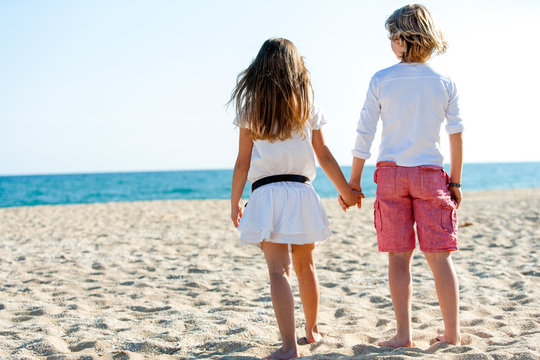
[262, 242, 300, 359]
[424, 251, 461, 345]
[291, 243, 322, 343]
[379, 250, 415, 348]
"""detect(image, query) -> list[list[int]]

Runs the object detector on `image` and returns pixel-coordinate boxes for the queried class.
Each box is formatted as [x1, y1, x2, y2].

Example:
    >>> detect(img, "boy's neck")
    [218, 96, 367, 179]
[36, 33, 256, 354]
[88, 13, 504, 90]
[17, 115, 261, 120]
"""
[400, 60, 429, 65]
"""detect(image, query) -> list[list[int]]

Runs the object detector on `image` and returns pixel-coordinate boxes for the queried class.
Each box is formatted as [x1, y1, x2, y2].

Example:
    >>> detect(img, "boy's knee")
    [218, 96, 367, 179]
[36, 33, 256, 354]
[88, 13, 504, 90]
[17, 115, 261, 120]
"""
[389, 251, 414, 265]
[425, 251, 451, 261]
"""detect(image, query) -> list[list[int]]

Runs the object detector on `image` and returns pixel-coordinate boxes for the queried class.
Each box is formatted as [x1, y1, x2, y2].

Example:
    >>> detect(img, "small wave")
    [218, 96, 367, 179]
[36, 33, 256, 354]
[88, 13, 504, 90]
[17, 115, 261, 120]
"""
[167, 188, 194, 194]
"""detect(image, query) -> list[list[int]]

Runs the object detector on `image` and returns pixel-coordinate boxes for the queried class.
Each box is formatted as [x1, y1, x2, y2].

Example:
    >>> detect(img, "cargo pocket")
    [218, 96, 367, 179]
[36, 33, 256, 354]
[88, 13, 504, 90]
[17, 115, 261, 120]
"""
[374, 200, 382, 231]
[441, 200, 458, 232]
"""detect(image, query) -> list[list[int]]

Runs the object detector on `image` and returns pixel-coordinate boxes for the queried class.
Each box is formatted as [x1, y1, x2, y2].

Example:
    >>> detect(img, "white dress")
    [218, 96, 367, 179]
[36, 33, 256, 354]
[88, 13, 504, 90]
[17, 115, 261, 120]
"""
[234, 106, 331, 247]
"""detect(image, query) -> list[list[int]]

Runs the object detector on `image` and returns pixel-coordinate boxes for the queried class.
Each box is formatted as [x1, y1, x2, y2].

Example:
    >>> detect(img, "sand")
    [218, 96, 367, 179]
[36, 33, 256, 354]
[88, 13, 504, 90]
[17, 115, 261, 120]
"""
[0, 188, 539, 360]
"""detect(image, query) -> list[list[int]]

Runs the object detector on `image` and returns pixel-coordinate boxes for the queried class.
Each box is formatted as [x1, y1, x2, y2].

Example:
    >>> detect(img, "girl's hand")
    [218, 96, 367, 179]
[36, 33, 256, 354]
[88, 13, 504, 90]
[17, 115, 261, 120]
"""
[231, 203, 243, 228]
[338, 194, 349, 211]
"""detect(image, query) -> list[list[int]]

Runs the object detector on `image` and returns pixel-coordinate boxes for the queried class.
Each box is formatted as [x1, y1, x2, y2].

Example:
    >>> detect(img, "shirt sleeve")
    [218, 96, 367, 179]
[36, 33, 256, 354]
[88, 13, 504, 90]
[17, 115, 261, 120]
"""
[233, 111, 248, 129]
[351, 76, 381, 159]
[445, 80, 464, 134]
[311, 105, 327, 130]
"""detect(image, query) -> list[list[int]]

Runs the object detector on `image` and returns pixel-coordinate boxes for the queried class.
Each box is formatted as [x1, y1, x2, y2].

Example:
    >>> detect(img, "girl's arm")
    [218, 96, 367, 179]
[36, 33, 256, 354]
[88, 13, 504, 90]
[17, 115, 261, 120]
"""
[312, 129, 361, 207]
[449, 132, 463, 209]
[231, 128, 253, 227]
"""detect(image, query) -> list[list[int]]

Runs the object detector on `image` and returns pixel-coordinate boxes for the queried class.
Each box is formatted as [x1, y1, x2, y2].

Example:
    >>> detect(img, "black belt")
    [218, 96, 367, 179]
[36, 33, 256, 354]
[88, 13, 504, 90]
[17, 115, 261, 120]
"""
[251, 174, 310, 192]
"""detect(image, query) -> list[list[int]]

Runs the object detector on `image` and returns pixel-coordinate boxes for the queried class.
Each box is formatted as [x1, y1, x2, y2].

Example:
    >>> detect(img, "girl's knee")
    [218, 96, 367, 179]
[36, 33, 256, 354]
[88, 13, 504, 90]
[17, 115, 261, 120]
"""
[292, 259, 315, 276]
[268, 263, 292, 280]
[291, 244, 316, 276]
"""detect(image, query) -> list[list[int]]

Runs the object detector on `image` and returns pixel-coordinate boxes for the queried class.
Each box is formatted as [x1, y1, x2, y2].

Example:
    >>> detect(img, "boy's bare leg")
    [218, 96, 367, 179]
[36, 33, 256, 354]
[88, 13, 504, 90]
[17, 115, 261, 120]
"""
[262, 242, 300, 359]
[291, 244, 322, 344]
[424, 251, 461, 345]
[379, 250, 415, 348]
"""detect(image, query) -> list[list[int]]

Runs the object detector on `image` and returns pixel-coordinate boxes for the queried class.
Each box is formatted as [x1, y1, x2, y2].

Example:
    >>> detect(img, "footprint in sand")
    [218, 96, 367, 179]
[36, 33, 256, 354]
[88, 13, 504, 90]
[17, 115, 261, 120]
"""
[188, 268, 210, 274]
[130, 306, 171, 313]
[321, 282, 338, 288]
[375, 319, 391, 327]
[334, 308, 346, 318]
[69, 340, 97, 352]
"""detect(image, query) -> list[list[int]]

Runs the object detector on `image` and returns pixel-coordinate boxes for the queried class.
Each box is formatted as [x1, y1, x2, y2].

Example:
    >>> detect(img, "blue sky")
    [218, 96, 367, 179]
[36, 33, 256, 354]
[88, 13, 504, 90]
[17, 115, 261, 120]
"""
[1, 0, 539, 175]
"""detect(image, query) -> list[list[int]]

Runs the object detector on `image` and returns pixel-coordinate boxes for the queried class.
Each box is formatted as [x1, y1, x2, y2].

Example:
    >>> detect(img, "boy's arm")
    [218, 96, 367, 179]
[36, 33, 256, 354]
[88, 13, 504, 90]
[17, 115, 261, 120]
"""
[349, 157, 366, 191]
[449, 132, 463, 209]
[231, 128, 253, 227]
[351, 76, 380, 162]
[345, 76, 380, 210]
[349, 157, 366, 208]
[312, 129, 362, 207]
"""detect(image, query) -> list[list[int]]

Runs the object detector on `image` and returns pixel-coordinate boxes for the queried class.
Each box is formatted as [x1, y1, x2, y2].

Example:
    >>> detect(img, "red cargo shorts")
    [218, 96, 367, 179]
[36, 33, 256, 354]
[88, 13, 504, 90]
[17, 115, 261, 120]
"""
[373, 161, 458, 252]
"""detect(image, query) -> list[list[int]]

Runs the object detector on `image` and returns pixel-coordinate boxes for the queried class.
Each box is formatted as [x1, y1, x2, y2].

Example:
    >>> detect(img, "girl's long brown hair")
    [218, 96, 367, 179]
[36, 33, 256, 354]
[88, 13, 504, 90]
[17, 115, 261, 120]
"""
[229, 38, 313, 141]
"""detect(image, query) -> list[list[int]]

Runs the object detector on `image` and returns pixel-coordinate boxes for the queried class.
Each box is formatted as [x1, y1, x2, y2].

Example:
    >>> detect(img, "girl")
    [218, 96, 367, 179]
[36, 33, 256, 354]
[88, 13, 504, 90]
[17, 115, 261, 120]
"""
[343, 4, 463, 347]
[230, 38, 360, 359]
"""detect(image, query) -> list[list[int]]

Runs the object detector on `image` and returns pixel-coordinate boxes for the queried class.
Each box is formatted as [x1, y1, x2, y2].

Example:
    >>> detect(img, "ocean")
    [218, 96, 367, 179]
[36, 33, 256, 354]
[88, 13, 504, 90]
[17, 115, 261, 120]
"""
[1, 162, 539, 208]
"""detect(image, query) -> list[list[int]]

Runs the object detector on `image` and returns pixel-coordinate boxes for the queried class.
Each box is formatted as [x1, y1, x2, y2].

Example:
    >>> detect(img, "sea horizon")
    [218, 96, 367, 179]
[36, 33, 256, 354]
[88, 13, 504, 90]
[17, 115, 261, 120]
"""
[1, 161, 539, 208]
[2, 160, 538, 178]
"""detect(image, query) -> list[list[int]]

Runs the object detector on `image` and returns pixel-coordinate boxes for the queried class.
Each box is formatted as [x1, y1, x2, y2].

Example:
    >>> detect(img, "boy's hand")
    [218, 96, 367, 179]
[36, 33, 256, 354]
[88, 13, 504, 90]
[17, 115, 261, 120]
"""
[349, 182, 364, 209]
[231, 203, 243, 228]
[449, 186, 462, 209]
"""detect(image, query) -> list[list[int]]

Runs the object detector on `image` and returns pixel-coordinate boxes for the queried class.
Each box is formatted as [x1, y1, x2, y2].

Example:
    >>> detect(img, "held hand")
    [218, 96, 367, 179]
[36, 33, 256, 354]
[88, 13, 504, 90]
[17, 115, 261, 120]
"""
[449, 186, 462, 209]
[349, 181, 364, 209]
[352, 189, 365, 209]
[338, 194, 349, 211]
[231, 203, 244, 228]
[338, 185, 365, 212]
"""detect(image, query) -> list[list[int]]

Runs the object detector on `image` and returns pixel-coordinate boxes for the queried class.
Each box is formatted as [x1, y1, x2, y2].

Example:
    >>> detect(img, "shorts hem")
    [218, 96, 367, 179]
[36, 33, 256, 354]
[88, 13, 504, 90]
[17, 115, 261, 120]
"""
[378, 246, 415, 253]
[419, 246, 458, 253]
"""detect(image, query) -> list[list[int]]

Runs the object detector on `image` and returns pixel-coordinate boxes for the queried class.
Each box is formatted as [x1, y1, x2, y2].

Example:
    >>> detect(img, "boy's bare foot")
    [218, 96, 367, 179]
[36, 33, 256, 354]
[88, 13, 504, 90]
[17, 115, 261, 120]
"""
[436, 335, 461, 345]
[378, 335, 414, 348]
[262, 346, 300, 359]
[305, 325, 323, 344]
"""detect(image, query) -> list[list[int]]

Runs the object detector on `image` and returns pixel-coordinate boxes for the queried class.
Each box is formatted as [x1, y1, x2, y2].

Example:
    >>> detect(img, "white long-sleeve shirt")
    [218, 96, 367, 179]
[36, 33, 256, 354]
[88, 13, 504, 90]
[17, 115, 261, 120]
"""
[352, 62, 464, 167]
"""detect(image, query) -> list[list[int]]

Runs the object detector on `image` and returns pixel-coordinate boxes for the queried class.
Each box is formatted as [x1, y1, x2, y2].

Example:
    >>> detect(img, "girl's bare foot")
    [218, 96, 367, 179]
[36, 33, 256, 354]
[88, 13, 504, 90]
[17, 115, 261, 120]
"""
[263, 346, 300, 360]
[305, 325, 323, 344]
[378, 335, 414, 348]
[436, 335, 461, 345]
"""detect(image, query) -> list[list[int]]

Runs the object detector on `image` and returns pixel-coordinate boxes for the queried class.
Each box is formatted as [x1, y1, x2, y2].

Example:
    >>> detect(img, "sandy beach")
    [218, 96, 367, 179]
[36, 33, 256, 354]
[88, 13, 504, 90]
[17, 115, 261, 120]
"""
[0, 188, 539, 359]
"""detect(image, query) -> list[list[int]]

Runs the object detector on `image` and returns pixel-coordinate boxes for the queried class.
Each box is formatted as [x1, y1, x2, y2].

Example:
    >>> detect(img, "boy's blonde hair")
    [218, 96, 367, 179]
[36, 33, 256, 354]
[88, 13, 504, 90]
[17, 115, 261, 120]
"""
[385, 4, 447, 63]
[229, 38, 312, 142]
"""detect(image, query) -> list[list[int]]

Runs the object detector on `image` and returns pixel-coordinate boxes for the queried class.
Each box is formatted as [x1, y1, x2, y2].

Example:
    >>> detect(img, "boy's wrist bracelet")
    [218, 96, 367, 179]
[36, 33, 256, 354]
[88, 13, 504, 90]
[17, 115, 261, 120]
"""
[448, 182, 461, 188]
